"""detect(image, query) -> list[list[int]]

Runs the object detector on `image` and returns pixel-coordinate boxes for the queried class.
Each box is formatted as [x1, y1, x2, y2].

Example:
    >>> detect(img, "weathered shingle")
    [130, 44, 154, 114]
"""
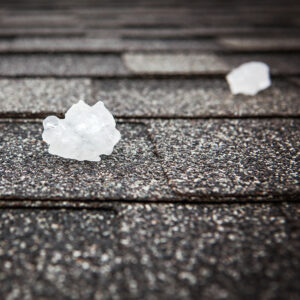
[0, 203, 298, 299]
[0, 79, 92, 117]
[148, 119, 300, 200]
[90, 27, 300, 39]
[123, 53, 229, 74]
[93, 78, 300, 117]
[0, 14, 77, 27]
[223, 53, 300, 75]
[219, 37, 300, 51]
[0, 122, 175, 201]
[0, 37, 219, 53]
[123, 53, 300, 75]
[0, 28, 85, 37]
[0, 1, 299, 299]
[0, 54, 128, 76]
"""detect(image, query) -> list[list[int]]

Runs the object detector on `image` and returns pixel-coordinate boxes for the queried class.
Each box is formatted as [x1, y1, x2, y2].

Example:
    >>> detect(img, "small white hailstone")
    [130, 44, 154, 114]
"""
[42, 100, 121, 161]
[226, 62, 271, 96]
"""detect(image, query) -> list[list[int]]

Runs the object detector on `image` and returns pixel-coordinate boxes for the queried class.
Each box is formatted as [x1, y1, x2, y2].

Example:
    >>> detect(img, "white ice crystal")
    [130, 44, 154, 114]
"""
[42, 100, 121, 161]
[226, 62, 271, 96]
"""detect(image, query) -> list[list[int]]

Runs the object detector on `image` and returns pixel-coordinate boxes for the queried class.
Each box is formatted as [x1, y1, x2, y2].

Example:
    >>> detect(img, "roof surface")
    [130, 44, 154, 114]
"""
[0, 0, 299, 299]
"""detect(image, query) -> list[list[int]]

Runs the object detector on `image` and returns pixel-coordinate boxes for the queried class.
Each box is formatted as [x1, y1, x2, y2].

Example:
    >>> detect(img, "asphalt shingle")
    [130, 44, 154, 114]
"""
[0, 79, 92, 117]
[0, 54, 128, 76]
[0, 203, 298, 300]
[123, 53, 300, 75]
[123, 53, 229, 75]
[0, 14, 77, 27]
[219, 37, 300, 51]
[0, 28, 85, 37]
[0, 1, 299, 299]
[0, 37, 219, 53]
[0, 122, 174, 201]
[148, 119, 300, 200]
[93, 78, 300, 118]
[223, 53, 300, 75]
[92, 27, 300, 39]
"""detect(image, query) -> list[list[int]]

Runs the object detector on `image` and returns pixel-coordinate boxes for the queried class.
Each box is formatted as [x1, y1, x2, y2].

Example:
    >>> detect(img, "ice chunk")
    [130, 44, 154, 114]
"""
[42, 100, 121, 161]
[226, 62, 271, 96]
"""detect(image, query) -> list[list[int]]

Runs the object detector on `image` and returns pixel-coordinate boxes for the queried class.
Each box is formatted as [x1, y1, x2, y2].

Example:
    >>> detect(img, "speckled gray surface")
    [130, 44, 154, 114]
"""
[0, 28, 85, 37]
[222, 54, 300, 76]
[0, 14, 77, 27]
[0, 1, 299, 299]
[148, 119, 300, 199]
[87, 27, 300, 39]
[219, 37, 300, 51]
[0, 38, 219, 53]
[93, 79, 300, 117]
[123, 53, 229, 75]
[0, 54, 128, 76]
[0, 122, 175, 201]
[0, 203, 299, 300]
[0, 79, 92, 116]
[1, 78, 298, 118]
[123, 53, 300, 75]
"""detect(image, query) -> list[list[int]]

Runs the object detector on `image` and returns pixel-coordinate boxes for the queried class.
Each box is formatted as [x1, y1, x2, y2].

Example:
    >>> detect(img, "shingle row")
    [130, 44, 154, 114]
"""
[1, 78, 299, 118]
[0, 203, 298, 299]
[0, 38, 220, 53]
[0, 119, 298, 202]
[0, 53, 299, 76]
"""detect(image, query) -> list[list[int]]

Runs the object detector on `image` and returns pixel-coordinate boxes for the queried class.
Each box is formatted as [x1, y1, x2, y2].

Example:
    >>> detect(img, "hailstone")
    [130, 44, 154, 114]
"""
[226, 62, 271, 96]
[42, 100, 121, 161]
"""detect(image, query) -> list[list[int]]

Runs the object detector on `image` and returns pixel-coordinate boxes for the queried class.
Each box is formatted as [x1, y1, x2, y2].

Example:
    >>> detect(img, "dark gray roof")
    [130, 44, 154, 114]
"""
[0, 0, 299, 299]
[148, 119, 299, 199]
[0, 203, 298, 300]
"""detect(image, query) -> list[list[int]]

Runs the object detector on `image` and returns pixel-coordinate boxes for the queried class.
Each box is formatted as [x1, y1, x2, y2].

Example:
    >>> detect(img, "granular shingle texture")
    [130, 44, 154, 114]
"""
[123, 53, 300, 75]
[148, 119, 300, 199]
[0, 122, 174, 201]
[0, 79, 92, 117]
[219, 37, 300, 51]
[0, 54, 128, 76]
[93, 78, 300, 117]
[223, 53, 300, 75]
[95, 27, 300, 39]
[0, 78, 298, 120]
[0, 203, 298, 300]
[0, 14, 77, 27]
[0, 28, 85, 37]
[0, 37, 219, 53]
[0, 1, 299, 299]
[123, 53, 229, 74]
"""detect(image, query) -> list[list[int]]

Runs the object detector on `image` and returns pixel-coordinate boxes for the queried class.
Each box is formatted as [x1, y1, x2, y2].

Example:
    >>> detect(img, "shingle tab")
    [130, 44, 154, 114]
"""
[123, 53, 300, 75]
[0, 79, 92, 116]
[223, 54, 300, 75]
[0, 203, 298, 299]
[148, 119, 300, 200]
[123, 53, 229, 74]
[219, 37, 300, 51]
[0, 37, 219, 53]
[0, 14, 77, 27]
[93, 79, 300, 117]
[0, 54, 128, 76]
[0, 28, 85, 37]
[0, 122, 175, 201]
[88, 27, 300, 39]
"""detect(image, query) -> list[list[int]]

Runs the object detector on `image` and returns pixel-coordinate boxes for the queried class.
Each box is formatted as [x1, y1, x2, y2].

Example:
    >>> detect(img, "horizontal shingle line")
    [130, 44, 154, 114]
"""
[1, 115, 300, 121]
[0, 74, 297, 80]
[0, 198, 299, 209]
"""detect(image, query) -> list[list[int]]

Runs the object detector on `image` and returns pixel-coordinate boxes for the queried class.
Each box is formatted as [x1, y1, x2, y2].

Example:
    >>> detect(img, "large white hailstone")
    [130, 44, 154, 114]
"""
[226, 62, 271, 96]
[42, 100, 121, 161]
